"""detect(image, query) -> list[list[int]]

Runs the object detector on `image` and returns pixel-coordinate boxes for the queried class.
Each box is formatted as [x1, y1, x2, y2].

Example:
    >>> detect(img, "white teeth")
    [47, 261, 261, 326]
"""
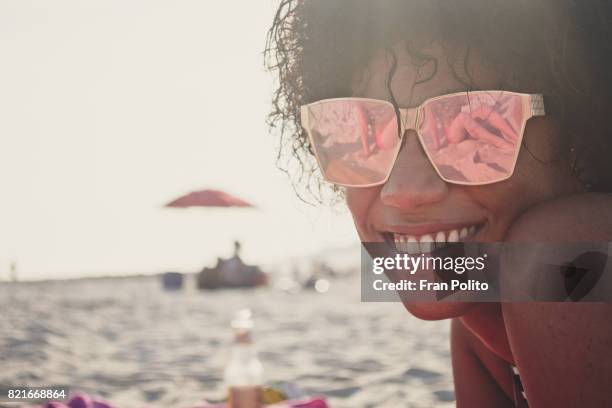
[421, 242, 434, 254]
[393, 234, 403, 252]
[420, 234, 434, 243]
[406, 236, 419, 255]
[393, 233, 409, 252]
[419, 234, 434, 253]
[391, 225, 479, 253]
[434, 231, 447, 251]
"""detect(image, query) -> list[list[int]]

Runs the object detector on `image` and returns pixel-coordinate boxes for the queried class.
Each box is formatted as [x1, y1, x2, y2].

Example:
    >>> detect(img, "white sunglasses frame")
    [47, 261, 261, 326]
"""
[300, 91, 545, 187]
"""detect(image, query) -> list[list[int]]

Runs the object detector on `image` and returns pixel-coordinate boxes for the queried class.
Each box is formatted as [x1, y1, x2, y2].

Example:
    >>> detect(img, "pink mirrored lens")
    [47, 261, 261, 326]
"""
[419, 92, 524, 184]
[306, 100, 399, 186]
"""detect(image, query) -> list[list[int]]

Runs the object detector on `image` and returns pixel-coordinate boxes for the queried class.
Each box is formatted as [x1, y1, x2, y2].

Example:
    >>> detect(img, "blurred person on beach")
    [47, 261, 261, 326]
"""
[221, 241, 244, 285]
[266, 1, 612, 407]
[10, 260, 18, 282]
[212, 241, 245, 286]
[202, 240, 267, 288]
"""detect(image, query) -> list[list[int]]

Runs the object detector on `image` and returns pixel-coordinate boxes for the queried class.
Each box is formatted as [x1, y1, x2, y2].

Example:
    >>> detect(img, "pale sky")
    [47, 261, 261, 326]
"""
[0, 0, 358, 280]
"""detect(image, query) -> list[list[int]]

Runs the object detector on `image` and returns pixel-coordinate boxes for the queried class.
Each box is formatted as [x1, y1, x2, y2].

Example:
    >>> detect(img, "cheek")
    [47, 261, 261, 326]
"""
[466, 120, 574, 223]
[521, 118, 562, 164]
[508, 122, 574, 201]
[346, 187, 380, 238]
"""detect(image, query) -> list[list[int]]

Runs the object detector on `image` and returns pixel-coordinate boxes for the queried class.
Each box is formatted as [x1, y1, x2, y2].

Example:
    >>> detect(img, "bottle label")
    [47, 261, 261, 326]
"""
[228, 386, 262, 408]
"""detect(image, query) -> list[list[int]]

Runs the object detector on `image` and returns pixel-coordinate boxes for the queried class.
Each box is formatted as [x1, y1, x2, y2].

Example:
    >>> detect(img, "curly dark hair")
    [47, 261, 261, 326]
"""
[264, 0, 612, 202]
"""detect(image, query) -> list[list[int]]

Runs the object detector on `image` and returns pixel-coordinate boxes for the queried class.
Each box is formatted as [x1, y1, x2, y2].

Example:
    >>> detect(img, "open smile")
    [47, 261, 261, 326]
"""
[380, 222, 485, 255]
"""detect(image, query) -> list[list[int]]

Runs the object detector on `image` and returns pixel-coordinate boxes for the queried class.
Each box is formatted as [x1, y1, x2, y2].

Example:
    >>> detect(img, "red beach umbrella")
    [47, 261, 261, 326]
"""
[165, 189, 255, 208]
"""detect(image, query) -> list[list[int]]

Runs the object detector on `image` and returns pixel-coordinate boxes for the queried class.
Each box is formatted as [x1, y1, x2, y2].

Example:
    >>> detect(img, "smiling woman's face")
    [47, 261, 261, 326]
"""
[346, 41, 578, 319]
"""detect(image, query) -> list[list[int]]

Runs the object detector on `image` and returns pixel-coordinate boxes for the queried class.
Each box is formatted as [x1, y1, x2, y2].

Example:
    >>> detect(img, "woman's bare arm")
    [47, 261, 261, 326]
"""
[502, 193, 612, 407]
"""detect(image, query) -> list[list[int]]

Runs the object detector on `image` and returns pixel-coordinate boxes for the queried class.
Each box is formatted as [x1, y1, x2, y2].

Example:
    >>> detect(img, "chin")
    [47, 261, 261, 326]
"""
[400, 301, 477, 320]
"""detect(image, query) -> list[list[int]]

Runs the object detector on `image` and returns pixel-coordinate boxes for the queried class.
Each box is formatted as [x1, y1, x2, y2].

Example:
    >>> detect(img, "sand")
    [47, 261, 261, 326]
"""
[0, 274, 454, 408]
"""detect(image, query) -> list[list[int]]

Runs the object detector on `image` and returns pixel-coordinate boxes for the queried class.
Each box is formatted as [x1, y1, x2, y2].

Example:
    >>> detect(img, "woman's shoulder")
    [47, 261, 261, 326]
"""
[505, 193, 612, 242]
[501, 193, 612, 406]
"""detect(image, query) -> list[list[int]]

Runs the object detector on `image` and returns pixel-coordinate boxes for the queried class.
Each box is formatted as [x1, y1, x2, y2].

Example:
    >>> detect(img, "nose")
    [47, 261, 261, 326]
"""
[380, 130, 449, 209]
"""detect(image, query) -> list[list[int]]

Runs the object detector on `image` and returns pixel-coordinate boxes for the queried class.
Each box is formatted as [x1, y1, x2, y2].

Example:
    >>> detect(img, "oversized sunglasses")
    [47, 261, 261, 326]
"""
[300, 91, 545, 187]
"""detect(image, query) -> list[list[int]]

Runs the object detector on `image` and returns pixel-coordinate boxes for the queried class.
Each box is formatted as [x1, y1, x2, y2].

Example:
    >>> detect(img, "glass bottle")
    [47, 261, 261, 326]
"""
[223, 309, 264, 408]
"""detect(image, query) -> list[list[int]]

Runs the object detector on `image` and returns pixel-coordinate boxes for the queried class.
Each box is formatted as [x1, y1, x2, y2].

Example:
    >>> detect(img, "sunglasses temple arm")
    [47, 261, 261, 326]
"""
[300, 106, 310, 129]
[530, 94, 545, 117]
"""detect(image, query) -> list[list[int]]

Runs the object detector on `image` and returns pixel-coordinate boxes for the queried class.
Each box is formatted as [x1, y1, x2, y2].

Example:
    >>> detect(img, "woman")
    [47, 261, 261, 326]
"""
[266, 1, 612, 407]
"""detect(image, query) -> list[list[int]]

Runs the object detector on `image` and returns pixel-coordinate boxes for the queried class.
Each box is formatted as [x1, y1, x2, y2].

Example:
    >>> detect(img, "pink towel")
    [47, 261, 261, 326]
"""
[198, 397, 328, 408]
[38, 393, 113, 408]
[37, 393, 328, 408]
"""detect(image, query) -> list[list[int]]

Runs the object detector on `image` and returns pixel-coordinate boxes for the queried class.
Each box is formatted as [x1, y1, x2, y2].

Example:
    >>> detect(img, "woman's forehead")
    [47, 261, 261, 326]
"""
[351, 41, 506, 107]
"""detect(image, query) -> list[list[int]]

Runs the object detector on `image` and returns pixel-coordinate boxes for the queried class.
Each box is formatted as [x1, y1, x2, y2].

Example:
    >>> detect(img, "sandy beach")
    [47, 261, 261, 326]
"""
[0, 274, 454, 408]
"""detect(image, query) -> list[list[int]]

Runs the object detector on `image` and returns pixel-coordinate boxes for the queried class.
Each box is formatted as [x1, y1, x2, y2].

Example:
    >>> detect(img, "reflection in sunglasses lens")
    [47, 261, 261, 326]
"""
[306, 100, 399, 186]
[419, 92, 524, 184]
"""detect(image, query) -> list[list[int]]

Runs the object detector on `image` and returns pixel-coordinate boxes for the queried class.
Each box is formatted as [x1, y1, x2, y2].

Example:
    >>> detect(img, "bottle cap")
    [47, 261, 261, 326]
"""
[231, 308, 254, 343]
